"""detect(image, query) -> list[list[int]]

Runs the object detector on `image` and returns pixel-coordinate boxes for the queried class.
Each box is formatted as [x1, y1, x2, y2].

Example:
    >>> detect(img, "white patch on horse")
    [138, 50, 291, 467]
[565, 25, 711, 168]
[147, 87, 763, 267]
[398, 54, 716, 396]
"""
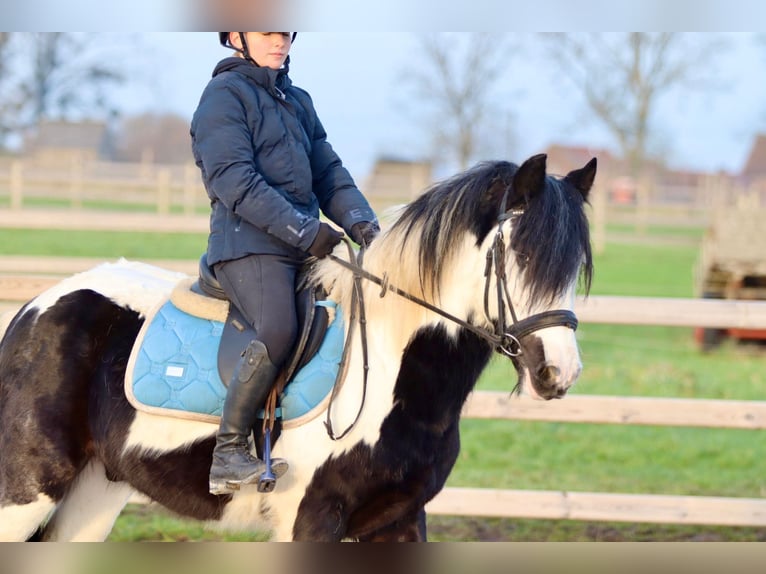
[43, 460, 135, 541]
[529, 291, 583, 394]
[29, 258, 186, 318]
[124, 411, 217, 454]
[0, 495, 56, 541]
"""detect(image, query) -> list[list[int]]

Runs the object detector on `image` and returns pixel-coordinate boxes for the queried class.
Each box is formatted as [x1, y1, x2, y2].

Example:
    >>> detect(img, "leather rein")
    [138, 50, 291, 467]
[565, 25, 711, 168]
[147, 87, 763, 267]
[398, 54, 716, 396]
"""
[322, 201, 579, 440]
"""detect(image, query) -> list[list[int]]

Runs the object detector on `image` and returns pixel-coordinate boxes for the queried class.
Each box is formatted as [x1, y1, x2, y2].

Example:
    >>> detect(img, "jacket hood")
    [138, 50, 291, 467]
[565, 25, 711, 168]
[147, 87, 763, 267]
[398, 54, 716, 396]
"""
[213, 56, 292, 93]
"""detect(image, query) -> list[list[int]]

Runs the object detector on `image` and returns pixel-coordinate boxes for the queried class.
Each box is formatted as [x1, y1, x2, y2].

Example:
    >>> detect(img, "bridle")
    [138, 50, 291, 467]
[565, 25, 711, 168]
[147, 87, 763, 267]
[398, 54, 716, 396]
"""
[484, 204, 579, 357]
[322, 193, 579, 440]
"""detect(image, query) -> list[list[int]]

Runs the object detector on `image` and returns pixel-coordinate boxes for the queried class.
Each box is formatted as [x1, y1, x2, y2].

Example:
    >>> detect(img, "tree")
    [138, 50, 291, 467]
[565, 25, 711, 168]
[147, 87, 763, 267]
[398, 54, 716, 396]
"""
[401, 33, 517, 171]
[0, 33, 125, 148]
[0, 32, 20, 145]
[540, 33, 727, 177]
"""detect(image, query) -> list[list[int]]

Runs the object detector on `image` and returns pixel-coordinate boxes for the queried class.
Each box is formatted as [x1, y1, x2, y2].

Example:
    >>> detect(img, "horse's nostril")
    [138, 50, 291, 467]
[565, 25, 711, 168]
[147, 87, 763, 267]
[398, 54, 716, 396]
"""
[536, 364, 561, 383]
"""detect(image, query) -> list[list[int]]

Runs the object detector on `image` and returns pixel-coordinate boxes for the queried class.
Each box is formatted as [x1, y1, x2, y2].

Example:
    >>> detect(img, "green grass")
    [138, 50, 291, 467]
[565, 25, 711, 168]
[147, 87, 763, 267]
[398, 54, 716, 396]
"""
[0, 228, 206, 259]
[606, 223, 706, 240]
[589, 242, 698, 297]
[2, 226, 764, 541]
[108, 505, 268, 542]
[0, 194, 209, 214]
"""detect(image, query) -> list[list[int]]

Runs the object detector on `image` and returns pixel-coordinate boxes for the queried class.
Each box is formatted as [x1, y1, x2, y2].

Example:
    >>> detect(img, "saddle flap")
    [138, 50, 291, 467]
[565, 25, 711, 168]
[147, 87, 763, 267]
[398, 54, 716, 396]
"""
[280, 285, 329, 386]
[218, 304, 258, 386]
[217, 283, 330, 391]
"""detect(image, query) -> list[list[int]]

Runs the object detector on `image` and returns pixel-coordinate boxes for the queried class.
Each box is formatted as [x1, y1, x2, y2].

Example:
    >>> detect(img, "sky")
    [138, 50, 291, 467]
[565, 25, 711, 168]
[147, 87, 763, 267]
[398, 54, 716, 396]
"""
[109, 32, 766, 183]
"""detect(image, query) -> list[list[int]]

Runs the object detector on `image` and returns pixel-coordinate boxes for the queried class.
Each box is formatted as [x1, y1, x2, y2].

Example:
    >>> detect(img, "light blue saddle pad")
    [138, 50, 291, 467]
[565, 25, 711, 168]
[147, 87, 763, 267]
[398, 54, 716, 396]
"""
[130, 299, 343, 423]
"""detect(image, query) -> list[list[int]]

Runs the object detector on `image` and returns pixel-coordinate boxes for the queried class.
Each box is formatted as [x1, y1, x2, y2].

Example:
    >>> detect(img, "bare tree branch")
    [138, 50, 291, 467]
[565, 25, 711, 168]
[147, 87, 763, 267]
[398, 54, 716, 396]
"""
[402, 33, 517, 171]
[540, 32, 728, 176]
[0, 33, 126, 148]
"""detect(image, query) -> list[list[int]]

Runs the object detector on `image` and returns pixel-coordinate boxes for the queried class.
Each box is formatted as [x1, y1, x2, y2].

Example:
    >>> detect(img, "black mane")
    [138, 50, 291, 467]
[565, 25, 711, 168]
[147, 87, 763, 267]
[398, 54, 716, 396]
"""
[512, 174, 593, 303]
[389, 160, 592, 303]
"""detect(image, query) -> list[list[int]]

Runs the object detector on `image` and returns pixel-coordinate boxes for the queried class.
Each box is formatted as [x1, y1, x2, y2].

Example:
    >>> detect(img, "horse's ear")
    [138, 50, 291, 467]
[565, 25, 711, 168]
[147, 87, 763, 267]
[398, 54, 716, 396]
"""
[512, 154, 547, 202]
[565, 157, 597, 199]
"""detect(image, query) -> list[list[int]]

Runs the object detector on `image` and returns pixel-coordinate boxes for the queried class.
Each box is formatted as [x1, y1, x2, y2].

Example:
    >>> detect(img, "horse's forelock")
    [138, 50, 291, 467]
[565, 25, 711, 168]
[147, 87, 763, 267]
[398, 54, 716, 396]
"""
[511, 175, 592, 304]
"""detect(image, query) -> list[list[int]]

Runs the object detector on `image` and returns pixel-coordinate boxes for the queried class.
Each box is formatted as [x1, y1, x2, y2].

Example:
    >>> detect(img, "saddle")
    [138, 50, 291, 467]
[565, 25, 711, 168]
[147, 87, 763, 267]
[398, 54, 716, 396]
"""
[125, 255, 343, 456]
[193, 254, 330, 398]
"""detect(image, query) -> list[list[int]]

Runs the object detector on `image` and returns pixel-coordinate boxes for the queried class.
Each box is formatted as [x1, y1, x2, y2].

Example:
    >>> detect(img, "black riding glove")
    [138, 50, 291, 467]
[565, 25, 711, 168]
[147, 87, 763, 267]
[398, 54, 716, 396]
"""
[308, 223, 343, 258]
[350, 221, 380, 248]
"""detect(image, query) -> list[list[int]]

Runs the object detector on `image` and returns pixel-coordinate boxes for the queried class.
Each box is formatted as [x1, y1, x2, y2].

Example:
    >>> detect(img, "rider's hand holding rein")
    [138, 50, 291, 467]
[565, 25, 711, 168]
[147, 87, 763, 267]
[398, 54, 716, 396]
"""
[309, 223, 344, 258]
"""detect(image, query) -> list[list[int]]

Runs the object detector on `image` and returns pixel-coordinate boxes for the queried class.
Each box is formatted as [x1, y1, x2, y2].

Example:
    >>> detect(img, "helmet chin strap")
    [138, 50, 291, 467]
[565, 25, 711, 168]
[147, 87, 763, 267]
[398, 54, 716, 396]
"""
[237, 32, 259, 66]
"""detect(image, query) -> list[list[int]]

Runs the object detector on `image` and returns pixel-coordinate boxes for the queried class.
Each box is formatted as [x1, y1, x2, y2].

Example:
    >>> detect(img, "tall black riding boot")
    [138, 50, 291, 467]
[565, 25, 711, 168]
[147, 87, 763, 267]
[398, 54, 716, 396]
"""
[209, 340, 289, 495]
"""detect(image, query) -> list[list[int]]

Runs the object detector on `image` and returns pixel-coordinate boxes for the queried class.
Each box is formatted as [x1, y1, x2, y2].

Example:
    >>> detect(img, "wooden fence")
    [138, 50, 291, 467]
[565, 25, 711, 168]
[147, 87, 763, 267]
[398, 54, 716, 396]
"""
[0, 159, 207, 215]
[3, 158, 763, 233]
[0, 158, 412, 214]
[2, 257, 766, 528]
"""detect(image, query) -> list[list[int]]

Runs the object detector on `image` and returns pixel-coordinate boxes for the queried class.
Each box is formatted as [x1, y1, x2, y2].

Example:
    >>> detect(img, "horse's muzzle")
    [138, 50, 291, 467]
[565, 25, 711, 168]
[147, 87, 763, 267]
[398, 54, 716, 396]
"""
[530, 360, 581, 400]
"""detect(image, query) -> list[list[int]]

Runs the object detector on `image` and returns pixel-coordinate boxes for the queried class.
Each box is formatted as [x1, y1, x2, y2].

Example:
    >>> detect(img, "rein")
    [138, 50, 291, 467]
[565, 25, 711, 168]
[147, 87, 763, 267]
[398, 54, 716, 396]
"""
[323, 239, 369, 440]
[322, 199, 579, 439]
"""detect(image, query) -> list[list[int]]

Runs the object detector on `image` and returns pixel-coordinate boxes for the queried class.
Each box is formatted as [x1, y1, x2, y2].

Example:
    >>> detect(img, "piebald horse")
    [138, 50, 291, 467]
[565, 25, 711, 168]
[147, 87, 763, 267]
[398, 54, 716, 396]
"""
[0, 154, 595, 541]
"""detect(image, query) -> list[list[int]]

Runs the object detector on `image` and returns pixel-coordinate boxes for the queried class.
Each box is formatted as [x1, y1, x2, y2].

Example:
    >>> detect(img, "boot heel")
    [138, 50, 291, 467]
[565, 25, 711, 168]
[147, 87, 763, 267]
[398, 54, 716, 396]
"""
[209, 479, 239, 496]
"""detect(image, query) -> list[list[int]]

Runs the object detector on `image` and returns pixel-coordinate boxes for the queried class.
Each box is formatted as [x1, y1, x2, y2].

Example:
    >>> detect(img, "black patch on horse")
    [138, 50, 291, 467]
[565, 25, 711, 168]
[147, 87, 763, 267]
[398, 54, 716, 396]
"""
[292, 324, 492, 541]
[0, 290, 141, 505]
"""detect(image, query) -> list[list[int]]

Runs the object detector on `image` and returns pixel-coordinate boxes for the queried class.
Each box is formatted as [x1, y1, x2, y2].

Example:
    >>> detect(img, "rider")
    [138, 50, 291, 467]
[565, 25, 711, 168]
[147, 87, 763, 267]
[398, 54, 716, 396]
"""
[191, 32, 379, 495]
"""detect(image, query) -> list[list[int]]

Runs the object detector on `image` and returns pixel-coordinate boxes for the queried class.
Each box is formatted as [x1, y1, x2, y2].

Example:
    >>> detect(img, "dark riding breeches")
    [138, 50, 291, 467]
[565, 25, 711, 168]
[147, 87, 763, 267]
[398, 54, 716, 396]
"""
[213, 254, 301, 368]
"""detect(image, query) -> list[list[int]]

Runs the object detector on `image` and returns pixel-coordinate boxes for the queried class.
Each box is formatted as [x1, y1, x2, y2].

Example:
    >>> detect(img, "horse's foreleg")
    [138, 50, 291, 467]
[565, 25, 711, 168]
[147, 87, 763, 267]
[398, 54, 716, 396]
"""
[41, 460, 134, 541]
[291, 496, 348, 541]
[356, 507, 428, 542]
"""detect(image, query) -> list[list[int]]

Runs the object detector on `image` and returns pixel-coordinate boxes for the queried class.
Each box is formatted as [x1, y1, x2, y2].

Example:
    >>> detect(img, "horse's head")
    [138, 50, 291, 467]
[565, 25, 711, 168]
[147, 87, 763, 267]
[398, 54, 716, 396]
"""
[489, 154, 596, 400]
[375, 153, 595, 400]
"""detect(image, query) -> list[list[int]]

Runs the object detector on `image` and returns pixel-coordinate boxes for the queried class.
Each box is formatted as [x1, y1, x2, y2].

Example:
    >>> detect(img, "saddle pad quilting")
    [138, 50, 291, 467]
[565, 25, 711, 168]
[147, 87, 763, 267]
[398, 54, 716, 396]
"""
[131, 303, 226, 417]
[128, 299, 343, 424]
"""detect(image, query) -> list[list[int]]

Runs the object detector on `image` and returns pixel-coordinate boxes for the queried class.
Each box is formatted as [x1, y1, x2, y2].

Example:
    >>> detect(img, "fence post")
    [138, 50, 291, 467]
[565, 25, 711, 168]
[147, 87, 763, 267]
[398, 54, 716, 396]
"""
[157, 168, 171, 215]
[183, 163, 197, 216]
[636, 178, 650, 236]
[10, 160, 22, 210]
[70, 153, 84, 209]
[591, 176, 607, 255]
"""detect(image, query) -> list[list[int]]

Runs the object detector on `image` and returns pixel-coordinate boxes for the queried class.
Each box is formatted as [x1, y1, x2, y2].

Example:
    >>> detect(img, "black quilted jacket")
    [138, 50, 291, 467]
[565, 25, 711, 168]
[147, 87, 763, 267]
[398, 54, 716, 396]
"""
[191, 57, 376, 264]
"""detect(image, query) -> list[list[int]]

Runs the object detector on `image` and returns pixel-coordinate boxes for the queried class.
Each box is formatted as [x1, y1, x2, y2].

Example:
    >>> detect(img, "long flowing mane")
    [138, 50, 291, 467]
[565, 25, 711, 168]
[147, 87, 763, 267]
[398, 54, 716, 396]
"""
[313, 160, 592, 312]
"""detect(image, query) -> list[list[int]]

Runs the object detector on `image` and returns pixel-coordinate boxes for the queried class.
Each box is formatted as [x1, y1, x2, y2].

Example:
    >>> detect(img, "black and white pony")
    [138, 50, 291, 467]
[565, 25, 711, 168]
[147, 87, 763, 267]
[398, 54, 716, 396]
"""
[0, 154, 595, 541]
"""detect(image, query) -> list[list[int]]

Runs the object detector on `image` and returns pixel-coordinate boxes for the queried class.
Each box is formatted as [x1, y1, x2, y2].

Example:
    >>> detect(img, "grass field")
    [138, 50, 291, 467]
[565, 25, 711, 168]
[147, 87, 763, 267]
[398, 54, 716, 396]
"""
[1, 225, 765, 541]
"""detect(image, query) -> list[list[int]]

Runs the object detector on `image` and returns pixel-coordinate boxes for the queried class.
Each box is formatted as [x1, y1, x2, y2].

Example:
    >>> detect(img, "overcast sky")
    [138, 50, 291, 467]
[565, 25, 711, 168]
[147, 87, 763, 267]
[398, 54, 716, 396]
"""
[109, 32, 766, 182]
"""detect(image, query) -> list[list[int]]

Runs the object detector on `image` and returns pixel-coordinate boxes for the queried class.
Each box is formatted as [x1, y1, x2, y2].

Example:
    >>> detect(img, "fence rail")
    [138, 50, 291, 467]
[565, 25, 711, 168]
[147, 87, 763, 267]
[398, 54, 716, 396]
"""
[2, 256, 766, 528]
[0, 159, 205, 215]
[427, 488, 766, 527]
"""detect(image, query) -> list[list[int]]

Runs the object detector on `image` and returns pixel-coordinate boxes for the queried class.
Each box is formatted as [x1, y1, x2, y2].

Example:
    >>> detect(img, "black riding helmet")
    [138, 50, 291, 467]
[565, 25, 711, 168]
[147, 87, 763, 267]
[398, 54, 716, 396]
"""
[219, 33, 297, 66]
